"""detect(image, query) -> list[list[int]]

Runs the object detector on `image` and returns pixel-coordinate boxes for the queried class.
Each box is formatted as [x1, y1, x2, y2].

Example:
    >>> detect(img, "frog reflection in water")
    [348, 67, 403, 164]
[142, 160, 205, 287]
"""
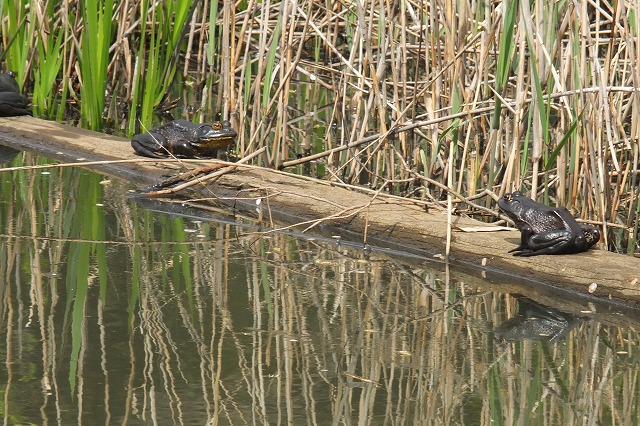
[498, 191, 600, 256]
[494, 296, 582, 341]
[131, 119, 237, 159]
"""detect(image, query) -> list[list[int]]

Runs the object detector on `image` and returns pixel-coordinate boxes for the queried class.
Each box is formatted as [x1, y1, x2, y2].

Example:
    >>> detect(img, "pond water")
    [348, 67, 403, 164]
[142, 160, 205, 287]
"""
[1, 149, 639, 425]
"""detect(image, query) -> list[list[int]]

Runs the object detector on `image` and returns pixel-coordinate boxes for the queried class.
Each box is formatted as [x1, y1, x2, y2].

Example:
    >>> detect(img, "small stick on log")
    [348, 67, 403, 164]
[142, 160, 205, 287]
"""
[143, 147, 267, 196]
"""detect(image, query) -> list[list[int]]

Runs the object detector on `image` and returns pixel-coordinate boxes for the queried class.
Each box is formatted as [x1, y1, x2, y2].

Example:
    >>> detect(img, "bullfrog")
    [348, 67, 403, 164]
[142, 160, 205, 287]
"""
[498, 191, 600, 256]
[0, 72, 30, 117]
[131, 119, 237, 159]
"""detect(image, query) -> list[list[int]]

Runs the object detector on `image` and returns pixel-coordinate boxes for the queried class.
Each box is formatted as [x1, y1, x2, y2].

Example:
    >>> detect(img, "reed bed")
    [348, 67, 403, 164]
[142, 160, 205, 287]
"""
[1, 0, 638, 253]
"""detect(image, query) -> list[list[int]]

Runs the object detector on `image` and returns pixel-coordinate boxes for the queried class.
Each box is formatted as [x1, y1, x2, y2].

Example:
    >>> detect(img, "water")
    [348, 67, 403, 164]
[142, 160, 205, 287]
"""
[1, 150, 639, 425]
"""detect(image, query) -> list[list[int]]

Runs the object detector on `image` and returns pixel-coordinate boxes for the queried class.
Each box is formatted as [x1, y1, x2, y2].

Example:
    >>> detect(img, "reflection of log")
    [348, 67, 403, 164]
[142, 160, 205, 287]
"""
[0, 116, 638, 307]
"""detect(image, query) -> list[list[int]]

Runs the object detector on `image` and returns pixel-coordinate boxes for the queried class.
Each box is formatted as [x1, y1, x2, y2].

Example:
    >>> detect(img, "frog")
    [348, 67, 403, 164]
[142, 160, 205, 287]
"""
[0, 72, 30, 117]
[131, 119, 237, 159]
[497, 191, 600, 256]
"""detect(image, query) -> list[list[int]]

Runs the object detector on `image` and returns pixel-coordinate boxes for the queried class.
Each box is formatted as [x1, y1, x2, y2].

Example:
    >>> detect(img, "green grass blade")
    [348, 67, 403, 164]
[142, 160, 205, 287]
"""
[544, 111, 582, 171]
[492, 0, 517, 129]
[79, 0, 114, 129]
[262, 18, 282, 112]
[33, 28, 64, 117]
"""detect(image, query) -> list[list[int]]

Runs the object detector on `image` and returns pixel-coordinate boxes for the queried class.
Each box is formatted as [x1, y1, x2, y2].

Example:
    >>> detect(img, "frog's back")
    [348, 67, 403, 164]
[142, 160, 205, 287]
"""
[153, 120, 197, 140]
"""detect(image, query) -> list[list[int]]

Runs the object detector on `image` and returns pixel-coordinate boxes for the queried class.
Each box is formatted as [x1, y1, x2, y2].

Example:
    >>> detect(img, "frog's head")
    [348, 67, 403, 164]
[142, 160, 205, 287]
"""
[193, 121, 238, 151]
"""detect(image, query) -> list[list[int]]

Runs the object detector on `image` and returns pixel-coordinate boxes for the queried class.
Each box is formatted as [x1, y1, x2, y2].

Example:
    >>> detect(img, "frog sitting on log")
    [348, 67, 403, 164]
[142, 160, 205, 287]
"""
[131, 120, 237, 159]
[498, 191, 600, 256]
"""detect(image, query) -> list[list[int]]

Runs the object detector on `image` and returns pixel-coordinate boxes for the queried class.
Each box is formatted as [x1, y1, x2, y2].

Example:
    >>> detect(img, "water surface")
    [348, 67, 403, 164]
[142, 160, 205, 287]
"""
[1, 150, 638, 425]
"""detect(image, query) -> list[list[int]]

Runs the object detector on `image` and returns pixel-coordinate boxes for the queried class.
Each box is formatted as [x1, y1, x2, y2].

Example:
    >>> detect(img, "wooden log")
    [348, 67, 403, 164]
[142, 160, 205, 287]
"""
[0, 116, 638, 306]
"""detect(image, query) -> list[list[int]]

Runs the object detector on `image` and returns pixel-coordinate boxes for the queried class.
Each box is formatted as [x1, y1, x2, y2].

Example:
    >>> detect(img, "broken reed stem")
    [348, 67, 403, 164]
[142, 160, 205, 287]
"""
[0, 157, 218, 172]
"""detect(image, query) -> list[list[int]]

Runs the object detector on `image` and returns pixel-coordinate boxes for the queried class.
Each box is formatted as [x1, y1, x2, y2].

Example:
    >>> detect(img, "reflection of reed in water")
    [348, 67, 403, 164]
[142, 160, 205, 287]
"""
[0, 158, 639, 424]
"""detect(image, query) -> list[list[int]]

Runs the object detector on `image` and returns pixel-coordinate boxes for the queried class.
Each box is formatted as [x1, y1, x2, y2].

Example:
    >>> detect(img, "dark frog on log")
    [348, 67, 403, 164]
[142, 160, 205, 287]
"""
[131, 119, 237, 159]
[498, 191, 600, 256]
[0, 72, 30, 117]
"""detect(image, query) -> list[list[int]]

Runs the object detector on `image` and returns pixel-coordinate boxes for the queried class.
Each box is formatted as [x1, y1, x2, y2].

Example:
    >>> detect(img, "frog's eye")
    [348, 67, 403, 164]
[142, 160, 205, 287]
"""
[211, 122, 223, 131]
[504, 194, 512, 202]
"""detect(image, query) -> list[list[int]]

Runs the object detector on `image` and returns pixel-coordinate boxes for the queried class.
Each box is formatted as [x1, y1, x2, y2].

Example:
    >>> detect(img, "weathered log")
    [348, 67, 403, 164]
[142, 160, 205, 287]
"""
[0, 116, 637, 307]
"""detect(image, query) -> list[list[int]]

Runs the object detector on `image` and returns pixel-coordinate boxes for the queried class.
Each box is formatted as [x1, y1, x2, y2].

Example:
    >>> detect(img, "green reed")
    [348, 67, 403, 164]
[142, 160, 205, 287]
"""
[32, 26, 64, 118]
[493, 0, 516, 131]
[128, 0, 195, 133]
[79, 0, 112, 129]
[2, 1, 30, 86]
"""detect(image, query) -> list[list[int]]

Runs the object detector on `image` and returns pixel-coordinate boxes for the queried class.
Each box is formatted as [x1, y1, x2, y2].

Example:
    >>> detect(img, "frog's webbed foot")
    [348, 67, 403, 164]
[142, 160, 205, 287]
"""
[513, 246, 560, 257]
[508, 245, 528, 254]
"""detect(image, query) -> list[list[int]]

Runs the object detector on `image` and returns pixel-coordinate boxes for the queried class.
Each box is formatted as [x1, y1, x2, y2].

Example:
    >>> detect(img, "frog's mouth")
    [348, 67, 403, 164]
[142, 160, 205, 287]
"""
[199, 133, 238, 150]
[204, 134, 236, 142]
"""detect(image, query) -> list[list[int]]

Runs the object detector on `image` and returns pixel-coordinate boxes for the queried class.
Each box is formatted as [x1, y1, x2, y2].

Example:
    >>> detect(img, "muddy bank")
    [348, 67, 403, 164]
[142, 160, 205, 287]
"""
[0, 116, 638, 306]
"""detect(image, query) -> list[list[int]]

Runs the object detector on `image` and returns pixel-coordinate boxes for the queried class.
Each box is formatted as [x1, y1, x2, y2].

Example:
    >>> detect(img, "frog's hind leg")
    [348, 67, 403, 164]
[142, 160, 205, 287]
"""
[514, 232, 574, 256]
[0, 93, 30, 116]
[131, 140, 166, 158]
[131, 132, 169, 158]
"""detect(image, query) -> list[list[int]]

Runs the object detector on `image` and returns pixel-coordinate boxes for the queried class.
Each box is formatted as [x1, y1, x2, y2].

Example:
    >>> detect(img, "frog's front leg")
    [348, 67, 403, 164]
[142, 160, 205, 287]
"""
[508, 224, 536, 254]
[169, 140, 199, 158]
[132, 132, 168, 158]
